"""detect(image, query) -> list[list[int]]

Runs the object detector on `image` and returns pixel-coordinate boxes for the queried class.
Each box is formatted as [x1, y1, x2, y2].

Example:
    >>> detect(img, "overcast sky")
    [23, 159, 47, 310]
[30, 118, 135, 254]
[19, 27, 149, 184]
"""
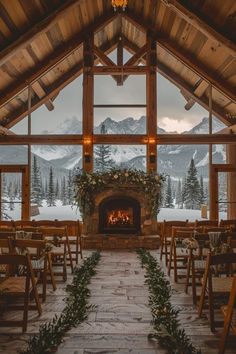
[12, 50, 209, 134]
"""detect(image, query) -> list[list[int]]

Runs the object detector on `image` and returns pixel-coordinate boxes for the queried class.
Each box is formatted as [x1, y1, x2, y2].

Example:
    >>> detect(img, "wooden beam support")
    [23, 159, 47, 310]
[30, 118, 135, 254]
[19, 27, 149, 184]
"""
[82, 36, 94, 173]
[116, 37, 124, 85]
[44, 99, 55, 111]
[93, 66, 148, 74]
[93, 44, 119, 84]
[0, 10, 116, 109]
[0, 1, 115, 67]
[157, 37, 236, 103]
[146, 34, 157, 173]
[123, 11, 236, 102]
[0, 134, 235, 146]
[160, 0, 236, 58]
[210, 164, 219, 221]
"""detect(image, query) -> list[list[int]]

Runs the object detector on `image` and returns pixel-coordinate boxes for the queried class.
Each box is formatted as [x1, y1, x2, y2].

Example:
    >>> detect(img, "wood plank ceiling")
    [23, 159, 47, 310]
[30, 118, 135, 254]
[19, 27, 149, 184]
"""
[0, 0, 235, 129]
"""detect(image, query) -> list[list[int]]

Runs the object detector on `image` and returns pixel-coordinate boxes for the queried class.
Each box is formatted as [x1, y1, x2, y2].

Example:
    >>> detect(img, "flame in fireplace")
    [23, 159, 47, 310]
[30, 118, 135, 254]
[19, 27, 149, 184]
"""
[107, 209, 131, 225]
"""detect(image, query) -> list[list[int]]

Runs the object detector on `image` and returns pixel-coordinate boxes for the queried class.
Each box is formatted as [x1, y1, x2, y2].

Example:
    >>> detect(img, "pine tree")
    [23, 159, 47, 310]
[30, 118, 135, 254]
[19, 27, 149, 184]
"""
[184, 158, 201, 209]
[1, 173, 10, 219]
[67, 170, 74, 205]
[61, 176, 67, 205]
[55, 179, 59, 200]
[176, 179, 182, 208]
[199, 175, 205, 206]
[46, 167, 56, 207]
[31, 155, 42, 206]
[94, 123, 114, 172]
[165, 176, 174, 208]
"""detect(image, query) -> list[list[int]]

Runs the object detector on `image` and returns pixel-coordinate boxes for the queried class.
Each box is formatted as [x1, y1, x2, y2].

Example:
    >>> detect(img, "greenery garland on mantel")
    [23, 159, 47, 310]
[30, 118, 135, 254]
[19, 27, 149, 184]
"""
[136, 248, 201, 354]
[74, 168, 165, 220]
[19, 250, 101, 354]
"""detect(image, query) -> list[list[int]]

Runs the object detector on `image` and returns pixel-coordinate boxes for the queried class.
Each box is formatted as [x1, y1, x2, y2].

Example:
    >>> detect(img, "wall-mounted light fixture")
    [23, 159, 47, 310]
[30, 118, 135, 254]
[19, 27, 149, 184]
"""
[148, 137, 156, 144]
[83, 137, 92, 145]
[84, 153, 91, 163]
[149, 152, 156, 164]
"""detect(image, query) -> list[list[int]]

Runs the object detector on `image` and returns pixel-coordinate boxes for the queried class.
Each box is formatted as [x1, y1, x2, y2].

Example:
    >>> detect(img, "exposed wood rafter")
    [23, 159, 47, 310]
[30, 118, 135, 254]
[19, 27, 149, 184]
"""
[160, 0, 236, 58]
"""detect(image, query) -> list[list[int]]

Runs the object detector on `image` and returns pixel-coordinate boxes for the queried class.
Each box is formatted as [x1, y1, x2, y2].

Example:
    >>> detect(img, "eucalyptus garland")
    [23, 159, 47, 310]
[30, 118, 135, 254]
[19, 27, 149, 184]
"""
[74, 168, 165, 220]
[136, 248, 201, 354]
[19, 250, 101, 354]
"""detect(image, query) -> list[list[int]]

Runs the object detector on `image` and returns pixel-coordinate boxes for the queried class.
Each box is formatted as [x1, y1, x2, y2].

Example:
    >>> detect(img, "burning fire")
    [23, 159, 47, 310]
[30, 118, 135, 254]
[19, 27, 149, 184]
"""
[108, 209, 131, 225]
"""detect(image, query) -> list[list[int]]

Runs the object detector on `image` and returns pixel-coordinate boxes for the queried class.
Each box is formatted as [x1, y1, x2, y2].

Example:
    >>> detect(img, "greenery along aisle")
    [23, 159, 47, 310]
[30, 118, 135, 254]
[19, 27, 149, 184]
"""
[136, 248, 201, 354]
[19, 250, 101, 354]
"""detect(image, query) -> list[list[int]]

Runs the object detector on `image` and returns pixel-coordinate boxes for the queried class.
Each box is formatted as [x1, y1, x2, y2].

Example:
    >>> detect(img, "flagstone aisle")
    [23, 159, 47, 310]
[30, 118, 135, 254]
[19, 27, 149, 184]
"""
[57, 250, 161, 353]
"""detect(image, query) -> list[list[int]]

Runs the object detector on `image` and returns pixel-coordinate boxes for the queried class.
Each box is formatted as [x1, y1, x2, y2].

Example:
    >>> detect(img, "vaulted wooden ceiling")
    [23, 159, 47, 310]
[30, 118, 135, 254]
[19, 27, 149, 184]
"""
[0, 0, 235, 129]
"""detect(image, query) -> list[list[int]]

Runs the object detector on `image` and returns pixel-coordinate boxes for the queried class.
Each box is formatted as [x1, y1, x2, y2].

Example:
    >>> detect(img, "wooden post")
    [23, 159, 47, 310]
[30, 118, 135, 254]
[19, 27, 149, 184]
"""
[25, 84, 31, 220]
[146, 34, 157, 173]
[0, 170, 1, 220]
[226, 144, 236, 219]
[208, 84, 214, 220]
[83, 37, 94, 173]
[210, 165, 218, 221]
[117, 36, 123, 86]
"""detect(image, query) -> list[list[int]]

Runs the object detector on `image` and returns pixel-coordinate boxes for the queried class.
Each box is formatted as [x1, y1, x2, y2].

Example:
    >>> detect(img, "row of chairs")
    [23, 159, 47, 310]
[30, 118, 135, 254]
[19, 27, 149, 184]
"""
[159, 219, 236, 354]
[0, 219, 83, 263]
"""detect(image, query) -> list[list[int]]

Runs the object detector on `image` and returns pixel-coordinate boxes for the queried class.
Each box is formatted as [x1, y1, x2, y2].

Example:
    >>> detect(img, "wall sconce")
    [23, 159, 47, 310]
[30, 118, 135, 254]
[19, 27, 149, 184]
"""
[112, 0, 128, 11]
[83, 137, 92, 145]
[148, 138, 156, 144]
[149, 153, 156, 164]
[84, 153, 90, 163]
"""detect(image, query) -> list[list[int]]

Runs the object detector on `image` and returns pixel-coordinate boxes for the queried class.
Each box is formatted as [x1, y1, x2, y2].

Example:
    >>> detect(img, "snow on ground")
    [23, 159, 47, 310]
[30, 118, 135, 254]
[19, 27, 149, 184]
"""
[6, 204, 227, 222]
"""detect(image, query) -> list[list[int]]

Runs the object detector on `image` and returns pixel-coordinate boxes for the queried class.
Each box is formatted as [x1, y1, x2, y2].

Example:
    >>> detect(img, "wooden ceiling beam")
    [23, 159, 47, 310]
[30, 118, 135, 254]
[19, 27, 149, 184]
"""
[93, 66, 148, 75]
[1, 38, 118, 128]
[160, 0, 236, 58]
[0, 133, 235, 145]
[0, 10, 116, 109]
[157, 38, 236, 102]
[93, 44, 119, 84]
[0, 1, 114, 67]
[123, 11, 236, 102]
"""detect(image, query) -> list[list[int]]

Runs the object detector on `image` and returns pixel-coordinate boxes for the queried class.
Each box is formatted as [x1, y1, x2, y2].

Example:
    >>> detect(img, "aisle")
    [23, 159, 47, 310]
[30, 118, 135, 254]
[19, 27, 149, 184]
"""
[57, 250, 161, 353]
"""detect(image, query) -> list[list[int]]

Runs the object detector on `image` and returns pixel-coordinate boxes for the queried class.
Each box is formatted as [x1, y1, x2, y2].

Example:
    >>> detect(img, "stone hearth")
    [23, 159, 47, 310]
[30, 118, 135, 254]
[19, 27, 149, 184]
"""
[82, 184, 160, 249]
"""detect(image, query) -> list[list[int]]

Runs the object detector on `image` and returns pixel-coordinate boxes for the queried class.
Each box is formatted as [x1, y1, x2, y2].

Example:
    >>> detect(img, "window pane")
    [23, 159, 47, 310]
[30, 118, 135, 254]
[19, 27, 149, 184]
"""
[157, 144, 209, 221]
[1, 173, 22, 220]
[0, 145, 28, 164]
[93, 145, 146, 172]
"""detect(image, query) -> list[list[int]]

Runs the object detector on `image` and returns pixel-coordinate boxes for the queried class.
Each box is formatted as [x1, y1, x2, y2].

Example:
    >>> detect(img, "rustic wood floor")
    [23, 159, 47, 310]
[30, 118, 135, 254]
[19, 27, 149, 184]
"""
[0, 249, 235, 354]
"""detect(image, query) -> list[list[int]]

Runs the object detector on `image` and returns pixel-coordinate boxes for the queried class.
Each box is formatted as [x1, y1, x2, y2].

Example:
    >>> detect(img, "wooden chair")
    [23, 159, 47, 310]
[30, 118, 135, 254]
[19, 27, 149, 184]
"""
[198, 252, 236, 332]
[0, 254, 42, 332]
[54, 220, 83, 263]
[11, 238, 52, 302]
[160, 220, 188, 266]
[218, 276, 236, 354]
[40, 226, 73, 281]
[167, 227, 196, 282]
[195, 220, 218, 228]
[219, 219, 236, 228]
[14, 220, 35, 229]
[0, 220, 15, 230]
[202, 226, 227, 233]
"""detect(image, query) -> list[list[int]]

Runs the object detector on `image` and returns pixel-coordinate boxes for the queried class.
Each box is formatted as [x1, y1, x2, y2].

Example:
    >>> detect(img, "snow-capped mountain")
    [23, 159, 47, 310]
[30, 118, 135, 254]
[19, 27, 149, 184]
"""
[5, 115, 226, 180]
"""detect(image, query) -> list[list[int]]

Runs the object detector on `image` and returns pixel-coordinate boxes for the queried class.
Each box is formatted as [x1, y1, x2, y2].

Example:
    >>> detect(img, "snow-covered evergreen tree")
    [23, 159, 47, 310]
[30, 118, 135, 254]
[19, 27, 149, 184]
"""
[184, 158, 201, 209]
[94, 124, 114, 172]
[61, 176, 67, 206]
[1, 173, 10, 219]
[176, 179, 182, 208]
[199, 175, 205, 206]
[46, 167, 56, 207]
[165, 176, 174, 208]
[55, 179, 59, 200]
[67, 170, 74, 205]
[31, 155, 42, 206]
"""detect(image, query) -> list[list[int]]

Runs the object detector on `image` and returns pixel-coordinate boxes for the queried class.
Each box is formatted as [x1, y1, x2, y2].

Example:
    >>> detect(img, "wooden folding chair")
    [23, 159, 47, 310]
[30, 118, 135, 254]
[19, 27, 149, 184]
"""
[54, 220, 83, 263]
[167, 227, 196, 282]
[218, 276, 236, 354]
[11, 238, 53, 302]
[0, 254, 42, 332]
[198, 252, 236, 332]
[40, 226, 73, 281]
[195, 220, 218, 228]
[160, 220, 188, 266]
[219, 219, 236, 228]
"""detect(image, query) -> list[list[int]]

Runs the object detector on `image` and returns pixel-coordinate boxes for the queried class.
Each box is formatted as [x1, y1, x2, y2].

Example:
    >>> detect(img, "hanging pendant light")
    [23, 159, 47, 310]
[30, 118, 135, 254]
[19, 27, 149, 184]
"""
[112, 0, 128, 11]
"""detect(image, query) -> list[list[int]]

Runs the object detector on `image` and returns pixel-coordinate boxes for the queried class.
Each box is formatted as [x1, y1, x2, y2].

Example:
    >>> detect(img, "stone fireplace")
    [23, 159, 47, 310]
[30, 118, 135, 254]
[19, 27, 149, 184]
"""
[99, 196, 141, 234]
[83, 184, 157, 236]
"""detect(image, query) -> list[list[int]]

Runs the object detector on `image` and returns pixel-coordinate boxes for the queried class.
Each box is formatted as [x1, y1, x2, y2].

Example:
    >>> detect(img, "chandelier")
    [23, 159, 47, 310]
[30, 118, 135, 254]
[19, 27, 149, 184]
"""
[112, 0, 128, 11]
